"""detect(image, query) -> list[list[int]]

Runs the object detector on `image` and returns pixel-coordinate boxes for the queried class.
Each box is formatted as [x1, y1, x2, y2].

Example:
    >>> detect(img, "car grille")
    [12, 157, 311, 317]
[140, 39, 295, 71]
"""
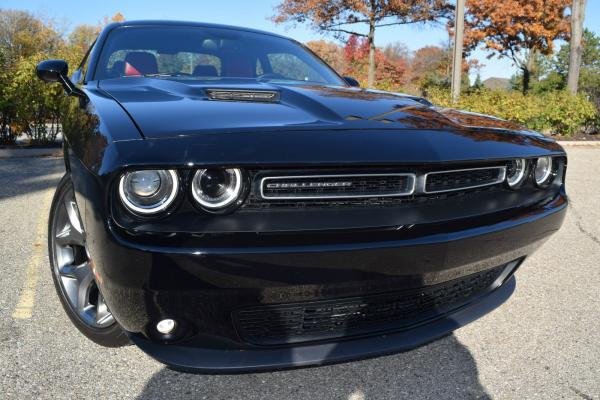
[425, 166, 506, 194]
[260, 173, 415, 199]
[243, 165, 508, 210]
[234, 264, 507, 346]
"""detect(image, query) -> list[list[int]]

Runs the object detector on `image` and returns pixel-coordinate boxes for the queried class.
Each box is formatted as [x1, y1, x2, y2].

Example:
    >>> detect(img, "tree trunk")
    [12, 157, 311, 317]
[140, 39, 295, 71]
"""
[451, 0, 466, 102]
[567, 0, 587, 94]
[521, 49, 537, 94]
[367, 22, 376, 88]
[522, 67, 530, 95]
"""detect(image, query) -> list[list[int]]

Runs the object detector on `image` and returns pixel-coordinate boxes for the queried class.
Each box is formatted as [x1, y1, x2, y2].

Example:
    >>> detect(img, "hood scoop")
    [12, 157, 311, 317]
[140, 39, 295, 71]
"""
[205, 89, 280, 103]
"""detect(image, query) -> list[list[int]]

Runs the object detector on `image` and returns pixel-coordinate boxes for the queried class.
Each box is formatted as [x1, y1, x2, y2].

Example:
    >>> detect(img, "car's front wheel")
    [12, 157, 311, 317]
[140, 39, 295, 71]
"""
[48, 174, 129, 347]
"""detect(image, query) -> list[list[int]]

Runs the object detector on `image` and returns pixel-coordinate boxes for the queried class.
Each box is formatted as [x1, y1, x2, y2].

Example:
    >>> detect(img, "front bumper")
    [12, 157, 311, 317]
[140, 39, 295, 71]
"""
[130, 275, 516, 373]
[86, 188, 566, 372]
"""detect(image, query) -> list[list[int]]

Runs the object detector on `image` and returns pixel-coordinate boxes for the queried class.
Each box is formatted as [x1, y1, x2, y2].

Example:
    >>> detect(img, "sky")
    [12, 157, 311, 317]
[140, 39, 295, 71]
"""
[3, 0, 600, 82]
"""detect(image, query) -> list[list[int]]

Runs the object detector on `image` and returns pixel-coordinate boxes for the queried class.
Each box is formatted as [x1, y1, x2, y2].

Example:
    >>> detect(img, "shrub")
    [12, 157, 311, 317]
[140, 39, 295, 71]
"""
[425, 89, 599, 136]
[6, 55, 66, 144]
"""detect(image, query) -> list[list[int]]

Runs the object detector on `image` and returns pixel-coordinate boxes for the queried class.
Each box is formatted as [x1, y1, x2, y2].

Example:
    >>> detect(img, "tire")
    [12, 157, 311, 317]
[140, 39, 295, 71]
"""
[48, 174, 129, 347]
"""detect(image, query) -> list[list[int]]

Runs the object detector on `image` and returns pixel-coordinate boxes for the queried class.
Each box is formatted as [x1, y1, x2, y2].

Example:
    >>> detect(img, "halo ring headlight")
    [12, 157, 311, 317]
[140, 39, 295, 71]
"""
[534, 156, 554, 187]
[191, 168, 242, 210]
[119, 169, 179, 215]
[506, 158, 527, 189]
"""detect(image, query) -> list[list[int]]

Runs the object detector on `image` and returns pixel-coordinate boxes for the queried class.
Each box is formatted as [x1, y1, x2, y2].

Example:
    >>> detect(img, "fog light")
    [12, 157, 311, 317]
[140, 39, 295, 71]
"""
[156, 319, 176, 334]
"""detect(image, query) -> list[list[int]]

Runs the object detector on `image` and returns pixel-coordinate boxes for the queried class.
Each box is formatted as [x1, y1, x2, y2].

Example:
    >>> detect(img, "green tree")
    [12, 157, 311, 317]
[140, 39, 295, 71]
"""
[68, 24, 100, 56]
[540, 29, 600, 113]
[0, 9, 63, 143]
[472, 73, 483, 89]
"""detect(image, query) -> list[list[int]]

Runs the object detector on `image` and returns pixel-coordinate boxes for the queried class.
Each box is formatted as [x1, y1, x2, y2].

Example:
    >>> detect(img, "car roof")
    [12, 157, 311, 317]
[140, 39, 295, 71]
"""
[108, 20, 293, 42]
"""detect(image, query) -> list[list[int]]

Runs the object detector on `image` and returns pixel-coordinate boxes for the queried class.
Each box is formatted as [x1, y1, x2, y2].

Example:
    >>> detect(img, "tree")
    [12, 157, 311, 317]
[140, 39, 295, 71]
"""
[341, 35, 409, 89]
[0, 10, 63, 143]
[567, 0, 587, 94]
[273, 0, 452, 88]
[102, 12, 125, 25]
[383, 42, 410, 63]
[552, 30, 600, 109]
[0, 10, 126, 144]
[306, 40, 347, 73]
[410, 45, 449, 88]
[464, 0, 570, 94]
[472, 73, 483, 89]
[68, 24, 100, 56]
[0, 10, 62, 63]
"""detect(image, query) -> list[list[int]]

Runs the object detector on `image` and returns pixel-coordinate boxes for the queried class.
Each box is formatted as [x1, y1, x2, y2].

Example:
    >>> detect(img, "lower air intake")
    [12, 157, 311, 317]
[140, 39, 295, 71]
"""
[234, 264, 508, 346]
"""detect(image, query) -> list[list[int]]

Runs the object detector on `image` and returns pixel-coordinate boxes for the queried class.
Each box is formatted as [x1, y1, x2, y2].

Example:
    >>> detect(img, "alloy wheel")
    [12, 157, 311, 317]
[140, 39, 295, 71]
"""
[51, 188, 115, 328]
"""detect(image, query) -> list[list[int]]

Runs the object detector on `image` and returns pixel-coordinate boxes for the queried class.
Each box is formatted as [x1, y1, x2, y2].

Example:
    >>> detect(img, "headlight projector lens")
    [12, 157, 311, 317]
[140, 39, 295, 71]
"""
[534, 157, 553, 187]
[506, 159, 527, 188]
[191, 168, 242, 209]
[119, 169, 179, 214]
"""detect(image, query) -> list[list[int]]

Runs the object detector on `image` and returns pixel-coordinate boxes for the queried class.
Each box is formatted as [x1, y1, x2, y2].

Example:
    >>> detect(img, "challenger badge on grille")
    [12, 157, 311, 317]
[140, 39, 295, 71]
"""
[260, 173, 416, 199]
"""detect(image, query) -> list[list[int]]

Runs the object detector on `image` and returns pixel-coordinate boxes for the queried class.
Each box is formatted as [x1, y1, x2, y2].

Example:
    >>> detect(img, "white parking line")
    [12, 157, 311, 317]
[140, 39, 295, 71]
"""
[12, 191, 52, 320]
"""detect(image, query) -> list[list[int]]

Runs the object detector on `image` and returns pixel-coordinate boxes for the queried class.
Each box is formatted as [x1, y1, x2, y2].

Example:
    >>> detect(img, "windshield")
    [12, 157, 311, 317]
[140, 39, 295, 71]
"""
[94, 25, 346, 86]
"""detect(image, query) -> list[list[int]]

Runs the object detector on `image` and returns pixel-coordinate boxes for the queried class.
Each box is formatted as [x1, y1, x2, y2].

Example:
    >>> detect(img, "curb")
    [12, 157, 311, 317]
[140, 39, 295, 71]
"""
[0, 148, 63, 158]
[557, 141, 600, 147]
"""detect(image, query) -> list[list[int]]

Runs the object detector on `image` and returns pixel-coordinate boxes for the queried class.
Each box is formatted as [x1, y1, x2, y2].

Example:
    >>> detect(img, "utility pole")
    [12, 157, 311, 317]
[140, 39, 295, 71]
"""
[451, 0, 466, 102]
[567, 0, 587, 94]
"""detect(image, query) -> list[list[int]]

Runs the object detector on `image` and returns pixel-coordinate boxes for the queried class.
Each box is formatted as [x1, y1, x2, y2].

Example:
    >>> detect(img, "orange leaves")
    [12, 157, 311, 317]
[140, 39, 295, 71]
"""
[342, 35, 410, 87]
[273, 0, 452, 35]
[464, 0, 570, 60]
[273, 1, 452, 87]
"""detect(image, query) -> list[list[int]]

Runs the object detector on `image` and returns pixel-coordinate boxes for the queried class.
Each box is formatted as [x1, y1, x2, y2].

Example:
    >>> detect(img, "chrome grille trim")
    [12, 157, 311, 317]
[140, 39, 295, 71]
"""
[259, 173, 417, 200]
[424, 166, 507, 194]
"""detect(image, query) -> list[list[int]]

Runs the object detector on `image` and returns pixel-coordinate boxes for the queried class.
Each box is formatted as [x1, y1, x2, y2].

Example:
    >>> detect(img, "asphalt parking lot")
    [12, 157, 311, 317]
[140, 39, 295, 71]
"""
[1, 147, 599, 400]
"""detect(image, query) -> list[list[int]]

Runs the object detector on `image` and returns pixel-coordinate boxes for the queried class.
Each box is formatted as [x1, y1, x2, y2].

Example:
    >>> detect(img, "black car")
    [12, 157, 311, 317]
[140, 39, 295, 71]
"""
[37, 20, 567, 373]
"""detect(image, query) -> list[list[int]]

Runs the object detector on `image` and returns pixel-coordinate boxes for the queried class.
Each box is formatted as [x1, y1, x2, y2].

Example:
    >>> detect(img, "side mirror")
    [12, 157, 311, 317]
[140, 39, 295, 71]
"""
[344, 76, 360, 88]
[36, 59, 85, 99]
[36, 59, 68, 83]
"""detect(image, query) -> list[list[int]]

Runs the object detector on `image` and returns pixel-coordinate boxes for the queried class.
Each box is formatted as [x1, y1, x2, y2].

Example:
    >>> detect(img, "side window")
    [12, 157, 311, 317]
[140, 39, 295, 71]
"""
[267, 53, 324, 83]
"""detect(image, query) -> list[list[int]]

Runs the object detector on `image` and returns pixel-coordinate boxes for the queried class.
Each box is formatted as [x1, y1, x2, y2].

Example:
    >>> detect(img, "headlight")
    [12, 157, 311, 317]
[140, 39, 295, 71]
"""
[506, 158, 527, 188]
[534, 156, 554, 187]
[118, 169, 179, 214]
[191, 168, 242, 210]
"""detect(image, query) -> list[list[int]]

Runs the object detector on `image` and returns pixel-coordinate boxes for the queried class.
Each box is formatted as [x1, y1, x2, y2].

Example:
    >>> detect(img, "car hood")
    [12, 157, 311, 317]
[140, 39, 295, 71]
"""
[98, 78, 545, 139]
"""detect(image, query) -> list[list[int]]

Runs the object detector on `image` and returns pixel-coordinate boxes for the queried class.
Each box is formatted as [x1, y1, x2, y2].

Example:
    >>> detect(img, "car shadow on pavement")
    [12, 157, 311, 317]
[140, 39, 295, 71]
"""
[135, 334, 490, 400]
[0, 157, 63, 199]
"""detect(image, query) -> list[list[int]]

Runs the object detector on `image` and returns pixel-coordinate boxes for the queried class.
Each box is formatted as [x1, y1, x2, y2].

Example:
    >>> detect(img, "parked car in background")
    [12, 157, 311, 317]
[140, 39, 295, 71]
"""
[37, 20, 567, 373]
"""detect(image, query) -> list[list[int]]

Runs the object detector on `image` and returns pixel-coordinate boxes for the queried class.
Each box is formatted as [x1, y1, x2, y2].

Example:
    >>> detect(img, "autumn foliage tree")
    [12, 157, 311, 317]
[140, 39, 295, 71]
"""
[306, 40, 347, 72]
[273, 0, 452, 88]
[0, 10, 125, 144]
[463, 0, 570, 94]
[342, 35, 409, 88]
